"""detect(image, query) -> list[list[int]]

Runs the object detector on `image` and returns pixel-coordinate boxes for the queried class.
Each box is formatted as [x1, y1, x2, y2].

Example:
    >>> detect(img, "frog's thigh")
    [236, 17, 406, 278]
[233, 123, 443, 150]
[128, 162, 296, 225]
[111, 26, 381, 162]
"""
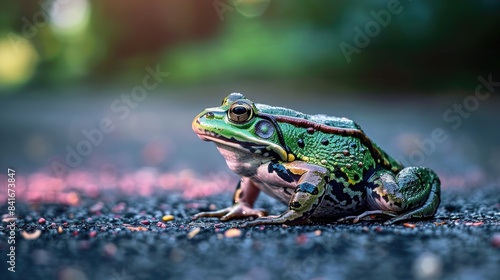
[244, 161, 328, 226]
[366, 167, 440, 224]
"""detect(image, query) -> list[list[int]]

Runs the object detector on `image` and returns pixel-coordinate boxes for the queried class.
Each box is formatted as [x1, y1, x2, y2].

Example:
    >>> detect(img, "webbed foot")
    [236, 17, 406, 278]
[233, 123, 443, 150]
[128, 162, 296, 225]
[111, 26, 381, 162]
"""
[192, 203, 267, 222]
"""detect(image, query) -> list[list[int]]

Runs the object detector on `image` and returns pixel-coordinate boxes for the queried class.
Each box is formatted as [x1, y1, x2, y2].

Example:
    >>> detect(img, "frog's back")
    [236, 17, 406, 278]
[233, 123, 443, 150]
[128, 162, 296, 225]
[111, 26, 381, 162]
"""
[256, 103, 403, 182]
[256, 104, 361, 130]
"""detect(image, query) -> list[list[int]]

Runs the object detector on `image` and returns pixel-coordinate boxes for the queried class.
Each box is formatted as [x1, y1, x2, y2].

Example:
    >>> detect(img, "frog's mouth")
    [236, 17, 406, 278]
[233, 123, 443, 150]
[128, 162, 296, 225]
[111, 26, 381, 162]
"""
[199, 134, 283, 158]
[196, 130, 287, 161]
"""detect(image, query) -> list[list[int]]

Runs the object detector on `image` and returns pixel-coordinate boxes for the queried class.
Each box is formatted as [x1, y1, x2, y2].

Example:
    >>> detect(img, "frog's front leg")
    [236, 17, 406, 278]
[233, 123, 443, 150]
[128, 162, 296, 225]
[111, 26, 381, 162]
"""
[192, 177, 268, 221]
[342, 167, 440, 224]
[243, 161, 328, 226]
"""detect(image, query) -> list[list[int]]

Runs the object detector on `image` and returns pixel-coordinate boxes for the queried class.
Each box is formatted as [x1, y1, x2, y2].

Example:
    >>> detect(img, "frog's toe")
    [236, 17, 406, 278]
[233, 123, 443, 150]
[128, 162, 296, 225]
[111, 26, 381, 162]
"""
[241, 215, 281, 227]
[194, 203, 268, 222]
[192, 208, 230, 220]
[220, 208, 268, 221]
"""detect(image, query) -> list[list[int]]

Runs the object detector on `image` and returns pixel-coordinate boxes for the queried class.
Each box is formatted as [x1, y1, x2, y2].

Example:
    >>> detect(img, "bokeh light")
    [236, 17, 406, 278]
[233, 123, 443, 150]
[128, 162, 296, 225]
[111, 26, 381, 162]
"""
[49, 0, 91, 35]
[0, 34, 38, 88]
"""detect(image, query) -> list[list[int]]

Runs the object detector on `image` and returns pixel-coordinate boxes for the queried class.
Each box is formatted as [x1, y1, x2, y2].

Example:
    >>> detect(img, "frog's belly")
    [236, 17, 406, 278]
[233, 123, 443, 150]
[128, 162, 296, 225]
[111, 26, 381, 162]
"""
[253, 181, 366, 218]
[252, 180, 292, 205]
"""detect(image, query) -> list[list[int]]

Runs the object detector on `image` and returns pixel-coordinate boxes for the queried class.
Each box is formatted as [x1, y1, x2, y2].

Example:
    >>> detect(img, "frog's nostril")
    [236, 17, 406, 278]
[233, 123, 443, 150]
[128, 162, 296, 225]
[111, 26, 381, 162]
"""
[205, 112, 215, 119]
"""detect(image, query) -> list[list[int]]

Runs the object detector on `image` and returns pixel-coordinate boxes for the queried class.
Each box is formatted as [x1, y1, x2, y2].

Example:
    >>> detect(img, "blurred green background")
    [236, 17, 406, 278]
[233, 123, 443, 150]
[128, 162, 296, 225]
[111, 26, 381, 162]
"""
[1, 0, 499, 93]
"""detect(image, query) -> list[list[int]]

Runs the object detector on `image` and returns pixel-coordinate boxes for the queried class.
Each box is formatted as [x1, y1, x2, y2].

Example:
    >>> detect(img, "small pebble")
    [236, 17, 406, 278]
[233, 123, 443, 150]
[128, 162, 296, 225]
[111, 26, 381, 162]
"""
[89, 231, 97, 238]
[224, 228, 242, 238]
[412, 252, 442, 279]
[491, 233, 500, 248]
[140, 220, 150, 225]
[103, 243, 117, 257]
[90, 202, 104, 213]
[465, 221, 484, 226]
[38, 217, 46, 224]
[126, 226, 148, 232]
[22, 229, 42, 240]
[404, 223, 416, 228]
[162, 215, 174, 222]
[295, 234, 308, 245]
[157, 222, 167, 228]
[58, 226, 63, 234]
[314, 230, 322, 236]
[187, 227, 201, 239]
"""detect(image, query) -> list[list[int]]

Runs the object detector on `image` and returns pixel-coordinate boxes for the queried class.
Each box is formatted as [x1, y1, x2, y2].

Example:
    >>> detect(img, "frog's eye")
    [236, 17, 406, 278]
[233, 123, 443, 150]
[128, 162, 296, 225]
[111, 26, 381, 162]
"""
[228, 101, 254, 123]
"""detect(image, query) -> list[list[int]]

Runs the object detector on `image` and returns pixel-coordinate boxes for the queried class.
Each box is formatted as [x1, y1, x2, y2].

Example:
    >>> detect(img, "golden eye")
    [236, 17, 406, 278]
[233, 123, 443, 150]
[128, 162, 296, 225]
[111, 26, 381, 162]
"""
[228, 101, 253, 123]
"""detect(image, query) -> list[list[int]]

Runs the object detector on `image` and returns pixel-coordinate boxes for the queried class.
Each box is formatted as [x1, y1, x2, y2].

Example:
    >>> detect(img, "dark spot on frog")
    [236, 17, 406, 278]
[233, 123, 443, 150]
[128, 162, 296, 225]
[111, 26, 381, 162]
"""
[307, 127, 315, 134]
[334, 169, 348, 181]
[323, 194, 336, 203]
[321, 139, 329, 146]
[350, 143, 357, 148]
[327, 179, 366, 210]
[290, 201, 301, 208]
[267, 162, 294, 183]
[297, 138, 305, 148]
[298, 182, 319, 195]
[353, 174, 360, 181]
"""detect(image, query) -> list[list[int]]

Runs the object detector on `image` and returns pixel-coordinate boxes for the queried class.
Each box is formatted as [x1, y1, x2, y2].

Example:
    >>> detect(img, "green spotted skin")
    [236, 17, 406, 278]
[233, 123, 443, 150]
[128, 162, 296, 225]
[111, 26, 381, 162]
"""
[192, 93, 441, 225]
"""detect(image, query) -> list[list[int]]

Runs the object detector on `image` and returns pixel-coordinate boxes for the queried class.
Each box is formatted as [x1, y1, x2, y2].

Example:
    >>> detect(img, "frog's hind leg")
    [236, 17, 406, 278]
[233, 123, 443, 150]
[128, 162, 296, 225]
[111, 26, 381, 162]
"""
[384, 167, 440, 224]
[347, 167, 440, 224]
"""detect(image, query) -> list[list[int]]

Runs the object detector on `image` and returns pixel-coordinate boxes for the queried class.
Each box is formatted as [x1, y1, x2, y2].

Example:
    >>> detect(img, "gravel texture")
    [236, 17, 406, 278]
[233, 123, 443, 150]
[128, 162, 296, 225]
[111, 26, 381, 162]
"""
[1, 186, 499, 280]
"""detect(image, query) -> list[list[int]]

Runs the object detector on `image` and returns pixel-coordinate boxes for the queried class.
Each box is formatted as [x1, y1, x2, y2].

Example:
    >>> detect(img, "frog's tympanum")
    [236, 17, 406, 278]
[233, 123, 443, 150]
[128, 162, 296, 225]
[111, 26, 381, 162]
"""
[192, 93, 440, 226]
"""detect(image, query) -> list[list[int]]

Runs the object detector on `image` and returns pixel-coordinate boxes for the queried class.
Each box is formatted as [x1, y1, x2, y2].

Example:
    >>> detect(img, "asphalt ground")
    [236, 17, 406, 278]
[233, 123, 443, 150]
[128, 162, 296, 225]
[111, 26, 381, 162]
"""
[1, 186, 499, 280]
[1, 86, 499, 279]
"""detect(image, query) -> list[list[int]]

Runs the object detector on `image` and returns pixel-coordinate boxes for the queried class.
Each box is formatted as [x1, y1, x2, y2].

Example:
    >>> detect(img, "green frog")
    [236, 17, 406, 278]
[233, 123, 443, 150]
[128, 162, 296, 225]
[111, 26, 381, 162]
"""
[191, 93, 440, 226]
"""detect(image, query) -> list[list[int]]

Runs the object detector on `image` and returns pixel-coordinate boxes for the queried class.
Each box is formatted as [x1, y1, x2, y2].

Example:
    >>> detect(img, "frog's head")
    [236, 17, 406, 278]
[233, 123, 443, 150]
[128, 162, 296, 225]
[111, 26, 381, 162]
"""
[192, 93, 292, 167]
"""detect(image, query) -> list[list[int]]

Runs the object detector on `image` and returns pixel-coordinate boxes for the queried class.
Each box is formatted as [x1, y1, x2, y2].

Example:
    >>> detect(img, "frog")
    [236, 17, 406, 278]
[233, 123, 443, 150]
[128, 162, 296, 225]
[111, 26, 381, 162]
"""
[191, 93, 440, 226]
